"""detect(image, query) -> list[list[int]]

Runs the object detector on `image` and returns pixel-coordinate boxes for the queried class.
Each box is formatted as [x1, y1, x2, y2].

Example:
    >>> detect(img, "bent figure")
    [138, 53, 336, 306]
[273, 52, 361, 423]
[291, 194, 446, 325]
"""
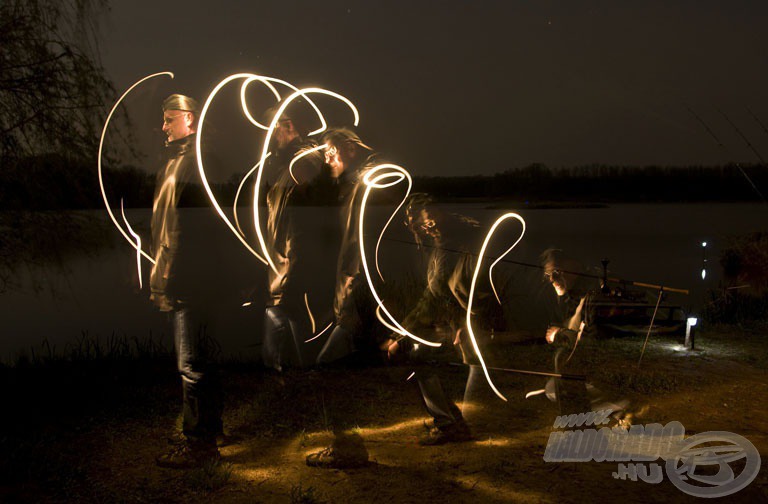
[385, 194, 486, 445]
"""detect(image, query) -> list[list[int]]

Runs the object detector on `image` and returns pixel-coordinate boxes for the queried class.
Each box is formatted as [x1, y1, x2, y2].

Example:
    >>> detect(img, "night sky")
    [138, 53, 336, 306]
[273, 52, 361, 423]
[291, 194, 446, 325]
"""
[101, 0, 768, 178]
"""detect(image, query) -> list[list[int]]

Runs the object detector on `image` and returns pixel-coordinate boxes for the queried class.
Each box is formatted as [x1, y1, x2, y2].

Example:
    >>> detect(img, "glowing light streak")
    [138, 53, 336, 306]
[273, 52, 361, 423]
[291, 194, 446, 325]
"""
[359, 165, 441, 347]
[241, 301, 252, 307]
[370, 169, 411, 283]
[406, 371, 415, 381]
[98, 72, 172, 265]
[465, 212, 527, 402]
[304, 322, 333, 343]
[375, 305, 403, 334]
[525, 389, 546, 399]
[233, 156, 269, 236]
[254, 87, 360, 275]
[239, 76, 330, 136]
[120, 198, 143, 289]
[196, 73, 270, 265]
[240, 77, 282, 129]
[288, 144, 327, 184]
[304, 292, 316, 333]
[488, 213, 526, 305]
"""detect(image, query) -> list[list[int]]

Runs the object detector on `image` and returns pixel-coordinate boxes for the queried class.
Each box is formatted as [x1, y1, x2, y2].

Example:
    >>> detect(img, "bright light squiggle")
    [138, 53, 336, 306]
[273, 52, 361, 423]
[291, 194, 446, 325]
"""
[375, 305, 403, 334]
[98, 72, 172, 265]
[120, 199, 142, 289]
[239, 76, 330, 136]
[304, 322, 333, 343]
[360, 165, 441, 347]
[196, 73, 269, 264]
[372, 174, 411, 283]
[233, 156, 269, 236]
[304, 292, 316, 333]
[466, 213, 526, 402]
[288, 144, 327, 184]
[488, 214, 526, 305]
[254, 87, 360, 275]
[240, 77, 282, 129]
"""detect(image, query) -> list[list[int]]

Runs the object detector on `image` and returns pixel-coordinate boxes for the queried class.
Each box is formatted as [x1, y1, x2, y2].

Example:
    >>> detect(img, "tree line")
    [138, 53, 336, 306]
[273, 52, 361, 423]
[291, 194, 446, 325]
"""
[2, 158, 766, 211]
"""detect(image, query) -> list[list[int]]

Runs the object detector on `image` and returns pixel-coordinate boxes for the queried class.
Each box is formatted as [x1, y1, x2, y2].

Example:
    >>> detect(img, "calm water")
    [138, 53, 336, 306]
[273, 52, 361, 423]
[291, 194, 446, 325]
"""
[2, 203, 765, 362]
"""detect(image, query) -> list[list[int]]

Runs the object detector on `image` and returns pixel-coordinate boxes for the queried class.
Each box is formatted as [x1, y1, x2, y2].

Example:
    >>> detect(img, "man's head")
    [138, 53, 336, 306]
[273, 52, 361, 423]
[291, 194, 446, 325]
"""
[321, 128, 373, 179]
[540, 248, 582, 297]
[162, 94, 199, 143]
[404, 193, 442, 243]
[266, 100, 314, 150]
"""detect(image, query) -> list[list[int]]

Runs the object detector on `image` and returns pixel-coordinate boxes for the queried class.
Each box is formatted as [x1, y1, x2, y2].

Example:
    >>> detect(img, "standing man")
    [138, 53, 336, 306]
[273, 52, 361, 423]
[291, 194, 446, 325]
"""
[262, 103, 325, 370]
[306, 128, 376, 469]
[314, 128, 377, 365]
[151, 94, 223, 468]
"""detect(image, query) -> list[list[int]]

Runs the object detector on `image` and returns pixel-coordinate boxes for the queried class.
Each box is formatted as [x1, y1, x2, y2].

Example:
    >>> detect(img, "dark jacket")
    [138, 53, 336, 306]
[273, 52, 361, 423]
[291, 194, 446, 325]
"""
[149, 134, 204, 311]
[265, 137, 324, 312]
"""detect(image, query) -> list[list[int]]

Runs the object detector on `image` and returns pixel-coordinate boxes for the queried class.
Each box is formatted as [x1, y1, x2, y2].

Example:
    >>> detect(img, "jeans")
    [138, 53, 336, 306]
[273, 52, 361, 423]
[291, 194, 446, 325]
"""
[174, 305, 222, 444]
[416, 371, 464, 429]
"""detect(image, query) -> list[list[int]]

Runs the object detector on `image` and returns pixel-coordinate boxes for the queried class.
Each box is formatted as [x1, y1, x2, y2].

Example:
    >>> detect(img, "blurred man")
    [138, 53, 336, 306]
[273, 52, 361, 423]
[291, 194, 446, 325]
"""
[306, 128, 376, 469]
[314, 128, 377, 365]
[262, 103, 324, 370]
[151, 94, 223, 468]
[384, 194, 483, 445]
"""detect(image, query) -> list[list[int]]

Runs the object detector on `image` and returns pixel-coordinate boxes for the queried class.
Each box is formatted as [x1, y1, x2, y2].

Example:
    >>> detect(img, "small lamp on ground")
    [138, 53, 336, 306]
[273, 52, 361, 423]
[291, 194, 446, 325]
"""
[685, 316, 697, 350]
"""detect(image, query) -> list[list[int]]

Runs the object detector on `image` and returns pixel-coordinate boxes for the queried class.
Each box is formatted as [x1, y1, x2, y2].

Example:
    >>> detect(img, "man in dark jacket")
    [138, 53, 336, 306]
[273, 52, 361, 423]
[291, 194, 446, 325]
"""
[540, 248, 593, 415]
[151, 94, 223, 468]
[314, 128, 378, 365]
[262, 104, 325, 370]
[306, 128, 377, 469]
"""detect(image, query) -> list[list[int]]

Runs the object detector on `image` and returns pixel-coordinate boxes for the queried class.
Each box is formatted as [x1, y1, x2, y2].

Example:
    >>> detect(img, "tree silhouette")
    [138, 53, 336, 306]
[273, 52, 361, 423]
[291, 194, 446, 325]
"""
[0, 0, 118, 163]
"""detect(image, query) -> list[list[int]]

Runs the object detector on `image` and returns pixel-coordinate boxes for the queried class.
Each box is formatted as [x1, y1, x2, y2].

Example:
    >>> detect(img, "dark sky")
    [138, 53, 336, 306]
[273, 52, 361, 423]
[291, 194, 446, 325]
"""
[101, 0, 768, 177]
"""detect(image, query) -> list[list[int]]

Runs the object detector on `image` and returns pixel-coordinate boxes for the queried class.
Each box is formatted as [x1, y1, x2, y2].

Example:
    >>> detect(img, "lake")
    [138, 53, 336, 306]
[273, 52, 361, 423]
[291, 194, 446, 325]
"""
[2, 203, 765, 362]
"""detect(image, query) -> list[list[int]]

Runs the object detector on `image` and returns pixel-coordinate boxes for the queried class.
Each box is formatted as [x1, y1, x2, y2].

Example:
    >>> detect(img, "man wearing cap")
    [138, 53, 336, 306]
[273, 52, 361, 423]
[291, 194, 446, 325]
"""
[151, 94, 223, 468]
[306, 127, 378, 469]
[314, 127, 378, 366]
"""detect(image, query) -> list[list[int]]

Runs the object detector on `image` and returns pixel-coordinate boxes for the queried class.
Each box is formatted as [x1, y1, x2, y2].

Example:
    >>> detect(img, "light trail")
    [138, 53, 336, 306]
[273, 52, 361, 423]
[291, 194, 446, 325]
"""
[305, 322, 334, 343]
[233, 156, 269, 236]
[239, 76, 329, 136]
[98, 72, 172, 265]
[372, 171, 411, 283]
[465, 212, 527, 402]
[488, 213, 526, 304]
[120, 198, 143, 289]
[288, 144, 327, 184]
[196, 73, 271, 264]
[304, 292, 316, 333]
[359, 165, 441, 347]
[240, 77, 282, 129]
[253, 87, 360, 274]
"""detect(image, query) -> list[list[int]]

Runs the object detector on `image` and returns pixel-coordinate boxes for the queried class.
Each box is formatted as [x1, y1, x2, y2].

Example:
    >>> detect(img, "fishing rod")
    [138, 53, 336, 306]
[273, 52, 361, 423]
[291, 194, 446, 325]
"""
[376, 235, 689, 295]
[449, 362, 586, 381]
[685, 104, 766, 202]
[746, 107, 768, 139]
[718, 108, 767, 166]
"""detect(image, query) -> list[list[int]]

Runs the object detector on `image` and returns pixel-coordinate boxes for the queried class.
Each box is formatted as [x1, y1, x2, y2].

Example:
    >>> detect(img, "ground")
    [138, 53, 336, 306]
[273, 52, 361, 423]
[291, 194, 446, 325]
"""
[2, 326, 768, 503]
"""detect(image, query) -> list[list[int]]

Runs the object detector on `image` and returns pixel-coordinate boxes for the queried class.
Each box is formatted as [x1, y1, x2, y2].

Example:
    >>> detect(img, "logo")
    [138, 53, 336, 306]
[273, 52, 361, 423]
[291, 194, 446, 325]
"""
[666, 431, 761, 498]
[544, 411, 761, 498]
